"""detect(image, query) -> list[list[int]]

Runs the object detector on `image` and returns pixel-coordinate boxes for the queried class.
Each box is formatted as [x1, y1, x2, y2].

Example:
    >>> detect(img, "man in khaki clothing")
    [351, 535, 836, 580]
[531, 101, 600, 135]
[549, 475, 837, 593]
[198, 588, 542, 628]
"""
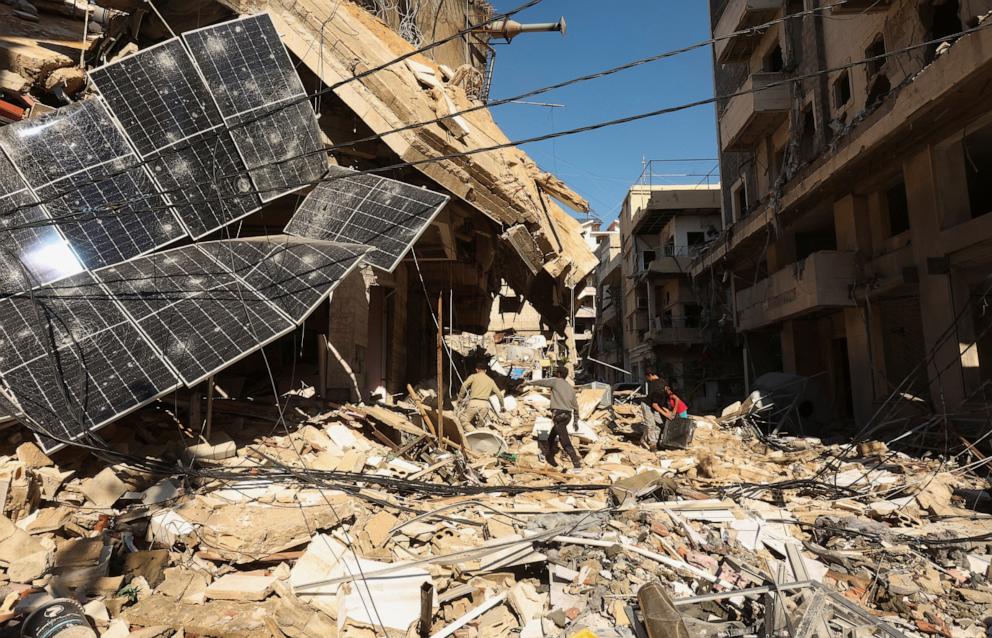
[458, 361, 504, 430]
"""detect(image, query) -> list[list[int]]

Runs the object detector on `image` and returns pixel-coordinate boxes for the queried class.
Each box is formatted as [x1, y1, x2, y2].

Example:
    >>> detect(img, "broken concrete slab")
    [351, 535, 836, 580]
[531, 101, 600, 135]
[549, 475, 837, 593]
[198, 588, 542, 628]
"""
[204, 573, 277, 602]
[16, 441, 53, 468]
[80, 467, 128, 508]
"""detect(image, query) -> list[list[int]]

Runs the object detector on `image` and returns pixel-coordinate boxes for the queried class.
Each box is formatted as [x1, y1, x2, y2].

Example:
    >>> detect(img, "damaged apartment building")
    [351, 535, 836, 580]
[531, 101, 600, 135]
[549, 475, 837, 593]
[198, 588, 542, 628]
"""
[617, 181, 743, 412]
[0, 0, 597, 443]
[693, 0, 992, 434]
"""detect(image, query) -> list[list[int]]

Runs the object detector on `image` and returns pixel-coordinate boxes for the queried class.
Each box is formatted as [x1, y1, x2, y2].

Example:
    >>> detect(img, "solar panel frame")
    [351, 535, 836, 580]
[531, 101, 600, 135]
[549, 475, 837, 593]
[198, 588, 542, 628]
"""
[96, 245, 296, 387]
[198, 236, 370, 323]
[182, 14, 326, 203]
[284, 168, 450, 272]
[0, 271, 180, 453]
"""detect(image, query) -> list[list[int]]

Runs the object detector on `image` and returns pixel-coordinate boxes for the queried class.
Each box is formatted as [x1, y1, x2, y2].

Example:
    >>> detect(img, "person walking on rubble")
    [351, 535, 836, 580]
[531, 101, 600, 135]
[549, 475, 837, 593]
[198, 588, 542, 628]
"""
[457, 360, 504, 430]
[641, 368, 667, 449]
[525, 367, 583, 472]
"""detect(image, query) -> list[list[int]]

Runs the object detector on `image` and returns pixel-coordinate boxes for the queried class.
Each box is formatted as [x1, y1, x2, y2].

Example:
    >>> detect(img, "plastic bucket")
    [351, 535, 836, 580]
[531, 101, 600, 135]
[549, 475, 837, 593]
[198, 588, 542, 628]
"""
[21, 598, 96, 638]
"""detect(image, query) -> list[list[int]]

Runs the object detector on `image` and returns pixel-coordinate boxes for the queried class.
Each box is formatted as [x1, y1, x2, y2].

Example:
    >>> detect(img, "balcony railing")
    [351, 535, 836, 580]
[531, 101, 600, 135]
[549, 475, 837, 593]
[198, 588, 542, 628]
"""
[720, 72, 790, 151]
[735, 251, 857, 331]
[647, 316, 707, 344]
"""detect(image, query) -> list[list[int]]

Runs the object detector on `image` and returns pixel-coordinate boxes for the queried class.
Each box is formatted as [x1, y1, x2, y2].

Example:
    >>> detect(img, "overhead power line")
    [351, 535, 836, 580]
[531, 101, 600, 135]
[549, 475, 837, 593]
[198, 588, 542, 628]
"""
[3, 0, 845, 219]
[4, 18, 990, 234]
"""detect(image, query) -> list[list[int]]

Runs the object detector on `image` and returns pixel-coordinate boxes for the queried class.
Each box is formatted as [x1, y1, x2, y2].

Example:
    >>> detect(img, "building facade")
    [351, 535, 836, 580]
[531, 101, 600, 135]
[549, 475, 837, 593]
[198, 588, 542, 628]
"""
[620, 185, 737, 410]
[696, 0, 992, 426]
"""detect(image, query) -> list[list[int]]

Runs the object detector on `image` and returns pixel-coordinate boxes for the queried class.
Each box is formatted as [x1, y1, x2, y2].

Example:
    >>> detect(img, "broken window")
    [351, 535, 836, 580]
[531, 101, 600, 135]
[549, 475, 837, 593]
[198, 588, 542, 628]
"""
[732, 180, 750, 220]
[865, 35, 886, 78]
[964, 125, 992, 219]
[886, 180, 911, 235]
[764, 43, 784, 73]
[833, 71, 852, 110]
[799, 103, 816, 161]
[932, 0, 963, 41]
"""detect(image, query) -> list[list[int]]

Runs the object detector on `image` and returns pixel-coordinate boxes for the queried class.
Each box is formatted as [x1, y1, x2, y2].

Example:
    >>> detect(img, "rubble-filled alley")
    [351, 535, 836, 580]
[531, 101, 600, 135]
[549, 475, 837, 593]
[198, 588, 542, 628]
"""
[0, 0, 991, 636]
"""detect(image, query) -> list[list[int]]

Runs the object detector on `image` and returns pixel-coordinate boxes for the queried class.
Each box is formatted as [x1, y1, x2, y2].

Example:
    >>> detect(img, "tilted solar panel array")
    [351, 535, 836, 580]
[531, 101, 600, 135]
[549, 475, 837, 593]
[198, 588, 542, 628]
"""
[0, 13, 450, 452]
[3, 236, 365, 451]
[286, 166, 450, 272]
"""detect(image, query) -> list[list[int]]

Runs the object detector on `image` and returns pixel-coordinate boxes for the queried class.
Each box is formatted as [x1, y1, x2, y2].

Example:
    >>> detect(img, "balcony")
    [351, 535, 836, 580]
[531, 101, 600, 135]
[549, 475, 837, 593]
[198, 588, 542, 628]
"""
[647, 317, 707, 345]
[720, 72, 790, 151]
[735, 251, 857, 331]
[644, 245, 698, 275]
[714, 0, 782, 63]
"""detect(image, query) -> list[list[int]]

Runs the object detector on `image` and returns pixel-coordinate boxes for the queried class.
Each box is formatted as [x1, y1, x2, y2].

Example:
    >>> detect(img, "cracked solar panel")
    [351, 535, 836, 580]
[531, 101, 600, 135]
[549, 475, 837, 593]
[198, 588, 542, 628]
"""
[183, 14, 325, 202]
[0, 99, 187, 269]
[285, 167, 449, 272]
[90, 39, 225, 157]
[0, 271, 179, 452]
[0, 149, 85, 294]
[146, 129, 261, 239]
[37, 156, 187, 269]
[199, 236, 369, 322]
[0, 100, 134, 188]
[97, 245, 295, 386]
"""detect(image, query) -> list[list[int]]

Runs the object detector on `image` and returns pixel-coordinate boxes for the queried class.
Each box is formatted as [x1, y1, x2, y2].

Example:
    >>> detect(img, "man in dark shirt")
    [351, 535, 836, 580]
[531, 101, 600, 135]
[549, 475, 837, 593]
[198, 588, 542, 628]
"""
[526, 368, 582, 471]
[641, 368, 667, 449]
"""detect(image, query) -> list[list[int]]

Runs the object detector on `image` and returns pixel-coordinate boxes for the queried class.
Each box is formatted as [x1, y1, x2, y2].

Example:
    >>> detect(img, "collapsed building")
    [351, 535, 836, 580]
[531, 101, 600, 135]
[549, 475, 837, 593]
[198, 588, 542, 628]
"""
[0, 0, 598, 446]
[693, 0, 992, 438]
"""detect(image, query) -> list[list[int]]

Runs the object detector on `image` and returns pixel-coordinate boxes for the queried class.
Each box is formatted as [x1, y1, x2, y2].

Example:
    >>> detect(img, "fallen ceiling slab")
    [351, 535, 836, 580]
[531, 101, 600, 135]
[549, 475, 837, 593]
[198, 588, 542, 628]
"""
[241, 0, 598, 287]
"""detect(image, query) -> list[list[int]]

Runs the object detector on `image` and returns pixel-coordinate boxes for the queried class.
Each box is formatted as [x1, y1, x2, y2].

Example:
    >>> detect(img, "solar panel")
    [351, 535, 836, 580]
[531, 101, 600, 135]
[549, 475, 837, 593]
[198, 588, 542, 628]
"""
[285, 167, 449, 272]
[0, 150, 85, 294]
[0, 271, 179, 452]
[0, 100, 134, 188]
[97, 245, 295, 386]
[199, 236, 370, 322]
[0, 98, 187, 270]
[89, 39, 224, 157]
[145, 129, 261, 239]
[183, 14, 326, 202]
[224, 103, 325, 203]
[37, 156, 187, 269]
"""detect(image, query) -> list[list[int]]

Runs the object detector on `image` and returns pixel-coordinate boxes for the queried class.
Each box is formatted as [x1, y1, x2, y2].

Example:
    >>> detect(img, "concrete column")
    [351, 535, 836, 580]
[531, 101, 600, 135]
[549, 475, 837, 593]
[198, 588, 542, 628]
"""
[833, 194, 873, 255]
[834, 194, 874, 424]
[843, 307, 874, 425]
[646, 282, 656, 328]
[903, 148, 967, 410]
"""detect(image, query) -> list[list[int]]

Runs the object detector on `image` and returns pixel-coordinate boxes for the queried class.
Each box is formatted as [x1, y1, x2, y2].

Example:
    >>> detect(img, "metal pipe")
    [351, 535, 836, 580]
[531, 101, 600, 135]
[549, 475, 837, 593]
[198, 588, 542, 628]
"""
[474, 17, 566, 42]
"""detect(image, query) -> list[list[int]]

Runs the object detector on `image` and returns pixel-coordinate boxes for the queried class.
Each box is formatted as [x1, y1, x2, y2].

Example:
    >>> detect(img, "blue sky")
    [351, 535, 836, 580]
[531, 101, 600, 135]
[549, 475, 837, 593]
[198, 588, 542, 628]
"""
[488, 2, 718, 221]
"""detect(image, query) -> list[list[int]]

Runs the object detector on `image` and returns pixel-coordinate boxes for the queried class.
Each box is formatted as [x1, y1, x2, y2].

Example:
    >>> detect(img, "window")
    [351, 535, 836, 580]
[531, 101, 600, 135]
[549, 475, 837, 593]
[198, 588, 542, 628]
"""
[764, 43, 784, 72]
[865, 35, 885, 78]
[732, 180, 750, 220]
[799, 103, 816, 160]
[772, 146, 786, 182]
[964, 125, 992, 219]
[687, 231, 706, 247]
[639, 250, 656, 270]
[833, 71, 852, 109]
[886, 181, 910, 235]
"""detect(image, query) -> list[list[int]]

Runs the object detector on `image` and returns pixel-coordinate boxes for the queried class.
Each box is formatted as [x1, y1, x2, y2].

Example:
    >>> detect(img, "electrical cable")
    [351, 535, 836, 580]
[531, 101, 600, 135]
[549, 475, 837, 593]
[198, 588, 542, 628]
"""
[0, 0, 864, 222]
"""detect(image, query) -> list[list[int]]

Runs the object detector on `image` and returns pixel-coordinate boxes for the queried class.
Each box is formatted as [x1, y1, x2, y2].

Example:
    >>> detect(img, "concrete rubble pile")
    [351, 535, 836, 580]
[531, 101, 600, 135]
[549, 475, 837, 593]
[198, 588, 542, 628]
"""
[0, 389, 990, 638]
